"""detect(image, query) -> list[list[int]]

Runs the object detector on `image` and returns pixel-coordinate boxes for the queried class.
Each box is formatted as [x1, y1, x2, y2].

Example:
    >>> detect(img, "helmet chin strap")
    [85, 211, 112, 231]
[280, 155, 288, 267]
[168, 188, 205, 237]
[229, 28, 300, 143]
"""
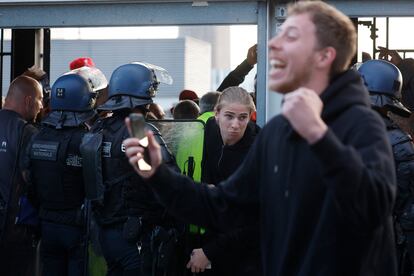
[56, 111, 66, 130]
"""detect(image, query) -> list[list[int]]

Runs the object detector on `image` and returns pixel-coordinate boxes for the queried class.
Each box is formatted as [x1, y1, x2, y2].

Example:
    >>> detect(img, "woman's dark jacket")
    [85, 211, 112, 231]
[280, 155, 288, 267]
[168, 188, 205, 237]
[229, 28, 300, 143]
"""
[200, 117, 261, 275]
[201, 117, 260, 184]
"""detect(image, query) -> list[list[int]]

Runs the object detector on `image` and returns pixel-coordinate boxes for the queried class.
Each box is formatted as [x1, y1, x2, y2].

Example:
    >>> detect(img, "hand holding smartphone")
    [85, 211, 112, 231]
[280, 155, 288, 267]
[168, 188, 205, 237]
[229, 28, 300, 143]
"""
[129, 113, 152, 171]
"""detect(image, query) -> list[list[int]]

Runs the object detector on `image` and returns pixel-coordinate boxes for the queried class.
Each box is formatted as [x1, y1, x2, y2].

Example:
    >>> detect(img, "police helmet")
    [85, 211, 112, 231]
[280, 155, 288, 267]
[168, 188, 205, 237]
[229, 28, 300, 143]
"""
[358, 59, 411, 117]
[98, 62, 172, 111]
[50, 73, 96, 113]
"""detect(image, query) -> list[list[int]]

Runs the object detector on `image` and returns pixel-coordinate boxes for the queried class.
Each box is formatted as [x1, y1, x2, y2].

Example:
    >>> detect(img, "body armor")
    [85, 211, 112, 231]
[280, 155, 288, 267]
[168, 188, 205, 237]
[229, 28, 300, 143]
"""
[84, 112, 176, 226]
[385, 117, 414, 218]
[384, 117, 414, 275]
[29, 125, 87, 212]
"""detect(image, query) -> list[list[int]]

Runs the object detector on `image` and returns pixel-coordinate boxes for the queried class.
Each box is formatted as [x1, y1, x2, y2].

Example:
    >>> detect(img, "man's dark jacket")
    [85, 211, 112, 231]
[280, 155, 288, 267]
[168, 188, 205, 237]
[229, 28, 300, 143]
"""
[148, 70, 398, 276]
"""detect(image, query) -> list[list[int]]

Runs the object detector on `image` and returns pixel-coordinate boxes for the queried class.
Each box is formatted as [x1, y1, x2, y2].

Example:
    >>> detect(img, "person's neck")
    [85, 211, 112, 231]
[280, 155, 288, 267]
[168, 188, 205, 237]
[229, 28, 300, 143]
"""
[222, 137, 240, 147]
[306, 72, 330, 95]
[3, 104, 25, 118]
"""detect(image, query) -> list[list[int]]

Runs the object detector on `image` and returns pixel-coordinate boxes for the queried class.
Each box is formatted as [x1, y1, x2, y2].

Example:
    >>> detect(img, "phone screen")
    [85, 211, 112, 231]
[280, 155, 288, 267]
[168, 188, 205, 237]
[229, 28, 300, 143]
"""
[129, 113, 151, 171]
[129, 113, 146, 139]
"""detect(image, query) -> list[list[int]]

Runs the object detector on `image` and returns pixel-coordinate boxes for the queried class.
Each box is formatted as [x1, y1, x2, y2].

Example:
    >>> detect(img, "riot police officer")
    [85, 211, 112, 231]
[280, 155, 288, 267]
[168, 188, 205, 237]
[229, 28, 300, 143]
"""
[82, 62, 181, 276]
[24, 69, 104, 276]
[359, 59, 414, 276]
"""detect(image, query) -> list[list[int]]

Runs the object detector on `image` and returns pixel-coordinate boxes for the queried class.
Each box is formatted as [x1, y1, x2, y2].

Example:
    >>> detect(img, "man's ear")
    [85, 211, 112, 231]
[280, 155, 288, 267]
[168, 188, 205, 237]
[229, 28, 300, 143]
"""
[316, 46, 336, 69]
[24, 95, 32, 113]
[24, 95, 31, 107]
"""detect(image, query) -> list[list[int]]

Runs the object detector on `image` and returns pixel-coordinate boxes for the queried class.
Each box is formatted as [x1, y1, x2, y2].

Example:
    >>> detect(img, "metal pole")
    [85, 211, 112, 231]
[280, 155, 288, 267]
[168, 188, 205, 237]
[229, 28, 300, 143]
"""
[256, 0, 270, 127]
[373, 17, 376, 58]
[0, 29, 3, 107]
[386, 17, 389, 50]
[265, 0, 283, 123]
[257, 0, 282, 126]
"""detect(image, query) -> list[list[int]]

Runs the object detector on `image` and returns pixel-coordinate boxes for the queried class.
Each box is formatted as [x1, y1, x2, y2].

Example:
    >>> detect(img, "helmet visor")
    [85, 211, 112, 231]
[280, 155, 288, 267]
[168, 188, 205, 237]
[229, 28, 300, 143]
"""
[69, 67, 108, 92]
[131, 62, 173, 85]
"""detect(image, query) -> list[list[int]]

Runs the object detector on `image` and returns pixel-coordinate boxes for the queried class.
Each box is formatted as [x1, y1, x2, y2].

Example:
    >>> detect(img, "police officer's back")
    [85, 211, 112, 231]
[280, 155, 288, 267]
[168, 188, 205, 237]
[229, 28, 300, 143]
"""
[25, 71, 101, 276]
[83, 62, 182, 276]
[0, 76, 43, 276]
[359, 60, 414, 276]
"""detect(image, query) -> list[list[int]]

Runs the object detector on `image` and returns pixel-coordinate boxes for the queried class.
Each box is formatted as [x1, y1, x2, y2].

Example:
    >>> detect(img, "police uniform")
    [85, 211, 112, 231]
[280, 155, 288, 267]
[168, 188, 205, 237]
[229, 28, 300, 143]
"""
[384, 118, 414, 276]
[25, 72, 100, 276]
[83, 62, 182, 276]
[0, 109, 38, 276]
[359, 59, 414, 276]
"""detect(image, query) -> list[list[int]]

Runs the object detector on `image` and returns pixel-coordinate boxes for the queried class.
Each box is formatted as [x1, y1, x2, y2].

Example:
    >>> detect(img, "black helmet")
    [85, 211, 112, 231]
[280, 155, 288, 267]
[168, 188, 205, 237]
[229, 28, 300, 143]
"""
[358, 59, 411, 117]
[98, 62, 172, 111]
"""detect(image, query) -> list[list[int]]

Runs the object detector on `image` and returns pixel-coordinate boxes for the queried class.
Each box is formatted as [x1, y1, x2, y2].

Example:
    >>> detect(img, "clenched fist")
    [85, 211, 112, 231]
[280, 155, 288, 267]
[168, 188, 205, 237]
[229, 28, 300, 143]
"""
[282, 87, 327, 144]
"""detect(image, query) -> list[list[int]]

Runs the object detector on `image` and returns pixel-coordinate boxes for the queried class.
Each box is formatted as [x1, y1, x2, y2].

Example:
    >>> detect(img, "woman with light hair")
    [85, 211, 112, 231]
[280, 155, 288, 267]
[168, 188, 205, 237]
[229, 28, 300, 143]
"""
[186, 86, 261, 276]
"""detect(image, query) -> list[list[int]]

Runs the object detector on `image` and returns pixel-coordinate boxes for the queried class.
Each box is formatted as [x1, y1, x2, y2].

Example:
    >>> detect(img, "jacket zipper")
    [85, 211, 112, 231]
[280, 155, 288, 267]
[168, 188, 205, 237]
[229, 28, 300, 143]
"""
[217, 144, 225, 171]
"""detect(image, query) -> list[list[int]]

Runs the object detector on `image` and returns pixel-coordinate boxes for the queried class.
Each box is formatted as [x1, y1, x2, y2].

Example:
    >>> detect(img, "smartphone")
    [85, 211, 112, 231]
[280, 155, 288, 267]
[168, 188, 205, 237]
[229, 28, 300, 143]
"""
[130, 113, 146, 138]
[129, 113, 151, 171]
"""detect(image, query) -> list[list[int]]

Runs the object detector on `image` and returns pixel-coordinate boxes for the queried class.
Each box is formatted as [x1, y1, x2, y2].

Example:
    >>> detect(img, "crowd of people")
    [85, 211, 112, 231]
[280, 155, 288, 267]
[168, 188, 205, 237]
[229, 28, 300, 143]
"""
[0, 42, 260, 276]
[2, 1, 414, 276]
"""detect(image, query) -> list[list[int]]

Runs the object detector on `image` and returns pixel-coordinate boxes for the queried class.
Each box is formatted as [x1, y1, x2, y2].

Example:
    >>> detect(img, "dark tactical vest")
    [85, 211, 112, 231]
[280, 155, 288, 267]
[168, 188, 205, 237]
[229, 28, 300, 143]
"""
[0, 110, 30, 238]
[29, 125, 87, 212]
[86, 113, 177, 227]
[384, 117, 414, 230]
[384, 117, 414, 276]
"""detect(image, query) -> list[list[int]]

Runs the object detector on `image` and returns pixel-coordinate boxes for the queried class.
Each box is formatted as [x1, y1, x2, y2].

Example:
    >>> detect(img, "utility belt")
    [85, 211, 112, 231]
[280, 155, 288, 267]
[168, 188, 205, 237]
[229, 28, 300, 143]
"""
[121, 215, 176, 243]
[121, 216, 181, 275]
[39, 207, 84, 227]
